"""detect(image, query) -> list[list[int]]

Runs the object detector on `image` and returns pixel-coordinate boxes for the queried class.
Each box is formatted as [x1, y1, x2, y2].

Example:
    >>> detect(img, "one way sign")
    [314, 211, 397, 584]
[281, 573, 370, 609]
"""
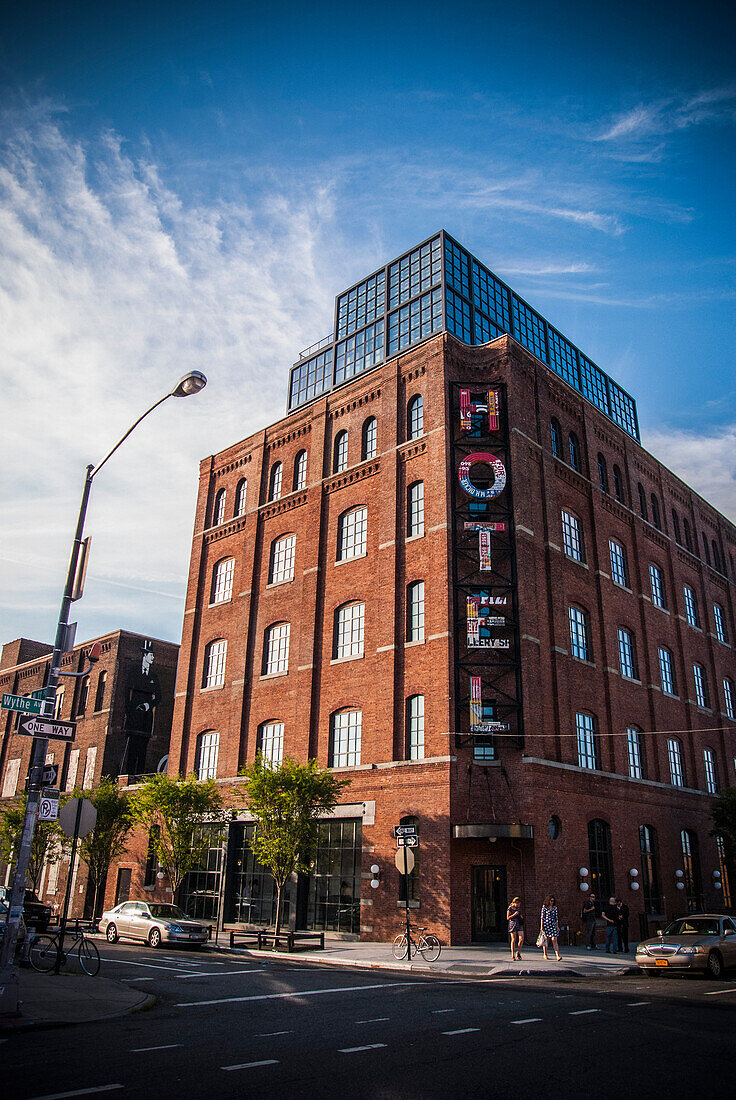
[18, 716, 76, 743]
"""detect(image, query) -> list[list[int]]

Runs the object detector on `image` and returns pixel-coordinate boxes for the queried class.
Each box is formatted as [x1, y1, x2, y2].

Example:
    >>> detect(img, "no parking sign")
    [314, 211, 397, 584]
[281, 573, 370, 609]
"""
[39, 792, 59, 822]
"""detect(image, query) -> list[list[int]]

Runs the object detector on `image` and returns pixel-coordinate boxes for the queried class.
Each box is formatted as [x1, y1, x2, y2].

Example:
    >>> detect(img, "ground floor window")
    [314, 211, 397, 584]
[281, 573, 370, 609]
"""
[307, 820, 362, 934]
[225, 822, 284, 927]
[178, 824, 227, 921]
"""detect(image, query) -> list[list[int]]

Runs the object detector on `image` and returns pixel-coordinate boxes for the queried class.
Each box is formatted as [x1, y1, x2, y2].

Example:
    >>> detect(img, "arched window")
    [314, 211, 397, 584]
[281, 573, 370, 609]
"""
[680, 829, 702, 913]
[257, 721, 284, 768]
[588, 819, 614, 899]
[269, 534, 296, 584]
[568, 606, 591, 662]
[597, 454, 608, 493]
[626, 727, 645, 779]
[639, 825, 661, 915]
[407, 394, 424, 440]
[609, 539, 629, 587]
[399, 814, 420, 903]
[723, 676, 735, 720]
[693, 663, 709, 709]
[683, 584, 700, 628]
[211, 558, 234, 604]
[202, 640, 227, 689]
[329, 709, 362, 767]
[617, 627, 639, 680]
[406, 695, 425, 760]
[649, 563, 667, 609]
[234, 478, 247, 517]
[703, 748, 718, 794]
[362, 417, 377, 461]
[268, 462, 283, 502]
[407, 581, 425, 642]
[683, 518, 692, 552]
[293, 451, 307, 492]
[334, 602, 365, 659]
[337, 507, 367, 561]
[638, 483, 648, 520]
[195, 731, 219, 780]
[659, 647, 677, 696]
[714, 604, 729, 645]
[333, 430, 349, 473]
[94, 671, 107, 712]
[667, 737, 684, 786]
[561, 509, 584, 562]
[263, 622, 290, 675]
[672, 509, 681, 544]
[612, 464, 624, 503]
[650, 494, 661, 530]
[568, 432, 580, 472]
[212, 488, 226, 526]
[76, 675, 90, 717]
[407, 481, 424, 537]
[550, 418, 561, 458]
[576, 713, 600, 771]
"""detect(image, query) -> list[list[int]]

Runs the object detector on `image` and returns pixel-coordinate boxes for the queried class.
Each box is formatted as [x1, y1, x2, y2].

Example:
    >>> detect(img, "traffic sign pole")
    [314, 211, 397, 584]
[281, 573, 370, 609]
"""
[55, 799, 84, 974]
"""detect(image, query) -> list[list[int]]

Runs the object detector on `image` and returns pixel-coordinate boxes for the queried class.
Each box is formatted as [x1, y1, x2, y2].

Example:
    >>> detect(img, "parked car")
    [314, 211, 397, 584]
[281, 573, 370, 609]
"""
[0, 898, 27, 952]
[98, 901, 211, 948]
[636, 914, 736, 978]
[0, 887, 52, 932]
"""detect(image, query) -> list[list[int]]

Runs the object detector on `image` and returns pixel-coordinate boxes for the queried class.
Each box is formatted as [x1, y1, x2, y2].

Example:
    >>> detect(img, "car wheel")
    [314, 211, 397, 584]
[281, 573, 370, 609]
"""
[106, 923, 119, 944]
[705, 951, 723, 979]
[148, 927, 162, 949]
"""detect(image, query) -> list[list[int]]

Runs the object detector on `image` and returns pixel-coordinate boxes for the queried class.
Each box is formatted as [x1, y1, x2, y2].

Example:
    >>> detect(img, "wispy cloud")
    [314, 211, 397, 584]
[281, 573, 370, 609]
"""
[499, 261, 596, 277]
[644, 424, 736, 525]
[596, 86, 736, 143]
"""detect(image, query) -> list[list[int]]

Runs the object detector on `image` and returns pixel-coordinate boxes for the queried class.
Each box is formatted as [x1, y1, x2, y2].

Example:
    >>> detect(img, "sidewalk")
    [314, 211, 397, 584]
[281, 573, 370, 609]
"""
[0, 967, 154, 1031]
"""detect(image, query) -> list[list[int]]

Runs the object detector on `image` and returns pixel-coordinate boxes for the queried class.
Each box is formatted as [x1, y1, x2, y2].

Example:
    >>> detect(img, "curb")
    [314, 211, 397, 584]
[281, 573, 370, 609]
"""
[0, 991, 157, 1034]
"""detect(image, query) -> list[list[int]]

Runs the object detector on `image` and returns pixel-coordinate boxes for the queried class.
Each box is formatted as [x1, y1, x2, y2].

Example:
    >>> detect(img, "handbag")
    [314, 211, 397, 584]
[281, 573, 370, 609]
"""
[536, 929, 546, 947]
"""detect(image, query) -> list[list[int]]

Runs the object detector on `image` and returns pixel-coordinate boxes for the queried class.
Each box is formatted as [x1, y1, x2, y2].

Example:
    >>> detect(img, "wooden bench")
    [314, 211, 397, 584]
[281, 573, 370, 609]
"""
[228, 929, 325, 952]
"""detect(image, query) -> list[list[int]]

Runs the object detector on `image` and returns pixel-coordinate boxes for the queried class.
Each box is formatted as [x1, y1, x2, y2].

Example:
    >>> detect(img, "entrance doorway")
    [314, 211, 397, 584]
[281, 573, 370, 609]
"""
[114, 867, 131, 906]
[471, 865, 507, 942]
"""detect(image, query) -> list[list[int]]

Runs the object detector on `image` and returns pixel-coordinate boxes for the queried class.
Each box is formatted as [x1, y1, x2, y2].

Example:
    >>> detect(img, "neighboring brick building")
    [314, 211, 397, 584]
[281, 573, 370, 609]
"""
[0, 631, 178, 918]
[127, 232, 736, 943]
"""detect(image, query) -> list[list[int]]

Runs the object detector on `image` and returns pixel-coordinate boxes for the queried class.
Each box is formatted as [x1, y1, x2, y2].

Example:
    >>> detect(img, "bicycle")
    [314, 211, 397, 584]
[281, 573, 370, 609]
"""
[29, 928, 101, 976]
[392, 925, 441, 963]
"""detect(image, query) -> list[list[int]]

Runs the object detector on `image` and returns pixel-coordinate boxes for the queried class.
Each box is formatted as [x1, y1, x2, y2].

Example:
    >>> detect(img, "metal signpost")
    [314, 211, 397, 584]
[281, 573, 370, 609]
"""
[394, 823, 419, 960]
[55, 799, 98, 973]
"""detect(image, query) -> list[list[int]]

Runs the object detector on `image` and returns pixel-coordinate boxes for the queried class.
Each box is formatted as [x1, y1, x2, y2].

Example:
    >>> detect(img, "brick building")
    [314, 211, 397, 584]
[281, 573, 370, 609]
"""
[0, 631, 178, 918]
[129, 232, 735, 943]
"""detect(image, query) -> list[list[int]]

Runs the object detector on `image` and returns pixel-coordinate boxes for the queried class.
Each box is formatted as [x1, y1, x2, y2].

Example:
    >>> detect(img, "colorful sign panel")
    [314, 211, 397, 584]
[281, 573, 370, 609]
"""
[460, 389, 501, 434]
[469, 675, 510, 733]
[458, 452, 507, 500]
[466, 594, 508, 648]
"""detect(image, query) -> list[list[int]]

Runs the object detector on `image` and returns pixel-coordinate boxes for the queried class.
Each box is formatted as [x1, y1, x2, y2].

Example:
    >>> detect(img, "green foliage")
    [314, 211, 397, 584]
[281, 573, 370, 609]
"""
[0, 792, 66, 891]
[69, 778, 134, 915]
[711, 787, 736, 877]
[241, 755, 350, 933]
[129, 773, 227, 894]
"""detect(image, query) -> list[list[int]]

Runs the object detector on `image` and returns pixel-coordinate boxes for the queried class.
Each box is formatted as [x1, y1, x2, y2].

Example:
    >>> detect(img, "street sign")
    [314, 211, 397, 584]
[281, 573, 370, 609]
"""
[17, 716, 76, 742]
[59, 798, 97, 839]
[394, 848, 415, 875]
[30, 688, 47, 700]
[394, 824, 418, 838]
[39, 793, 59, 822]
[397, 835, 419, 848]
[2, 693, 43, 715]
[42, 763, 59, 787]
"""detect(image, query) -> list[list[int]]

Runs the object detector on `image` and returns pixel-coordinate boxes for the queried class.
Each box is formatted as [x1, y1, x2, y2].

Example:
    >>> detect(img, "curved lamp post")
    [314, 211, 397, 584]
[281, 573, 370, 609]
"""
[0, 372, 207, 987]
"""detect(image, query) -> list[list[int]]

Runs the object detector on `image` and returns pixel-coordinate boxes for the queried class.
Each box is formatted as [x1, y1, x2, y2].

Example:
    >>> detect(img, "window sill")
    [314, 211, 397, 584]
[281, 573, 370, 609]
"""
[405, 639, 426, 648]
[208, 598, 233, 609]
[260, 671, 288, 680]
[330, 653, 365, 665]
[571, 656, 595, 667]
[611, 581, 632, 592]
[564, 554, 588, 569]
[621, 675, 642, 685]
[652, 604, 670, 615]
[200, 684, 226, 694]
[406, 532, 425, 543]
[335, 552, 367, 567]
[266, 578, 294, 589]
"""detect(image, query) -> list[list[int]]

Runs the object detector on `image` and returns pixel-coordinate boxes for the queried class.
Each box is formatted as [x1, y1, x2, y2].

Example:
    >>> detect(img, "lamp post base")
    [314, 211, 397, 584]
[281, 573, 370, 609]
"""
[0, 965, 20, 1019]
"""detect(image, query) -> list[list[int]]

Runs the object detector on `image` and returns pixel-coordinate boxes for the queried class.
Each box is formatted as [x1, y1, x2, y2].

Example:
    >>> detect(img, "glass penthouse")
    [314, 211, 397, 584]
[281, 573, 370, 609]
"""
[288, 230, 639, 441]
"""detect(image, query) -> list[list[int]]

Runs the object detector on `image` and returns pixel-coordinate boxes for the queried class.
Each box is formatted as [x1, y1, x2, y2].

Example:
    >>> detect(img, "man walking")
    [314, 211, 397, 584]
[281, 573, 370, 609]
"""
[582, 892, 597, 949]
[603, 896, 619, 953]
[616, 897, 630, 953]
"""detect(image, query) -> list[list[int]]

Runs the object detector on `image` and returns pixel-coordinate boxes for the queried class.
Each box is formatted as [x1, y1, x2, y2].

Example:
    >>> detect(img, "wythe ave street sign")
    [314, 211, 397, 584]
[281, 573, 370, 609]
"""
[2, 693, 43, 715]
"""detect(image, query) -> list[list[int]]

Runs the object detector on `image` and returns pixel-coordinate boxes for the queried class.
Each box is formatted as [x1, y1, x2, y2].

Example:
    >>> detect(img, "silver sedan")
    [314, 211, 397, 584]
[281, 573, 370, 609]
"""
[99, 901, 211, 949]
[636, 914, 736, 978]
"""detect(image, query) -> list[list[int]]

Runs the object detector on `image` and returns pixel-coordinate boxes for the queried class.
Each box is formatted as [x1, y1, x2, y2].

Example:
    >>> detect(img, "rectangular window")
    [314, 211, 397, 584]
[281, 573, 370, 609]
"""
[337, 271, 386, 337]
[714, 604, 728, 644]
[703, 748, 718, 794]
[196, 732, 219, 780]
[683, 585, 700, 629]
[407, 581, 425, 642]
[407, 481, 424, 537]
[568, 607, 591, 661]
[658, 647, 676, 696]
[626, 728, 644, 779]
[649, 564, 667, 610]
[561, 510, 584, 562]
[609, 539, 629, 587]
[668, 738, 684, 787]
[335, 603, 365, 659]
[270, 534, 296, 584]
[258, 722, 284, 769]
[617, 628, 639, 680]
[576, 712, 599, 770]
[2, 758, 21, 798]
[724, 678, 735, 720]
[82, 746, 97, 790]
[203, 639, 227, 689]
[334, 320, 385, 384]
[265, 622, 290, 675]
[212, 558, 234, 604]
[337, 507, 367, 561]
[330, 711, 362, 768]
[406, 695, 425, 761]
[694, 664, 709, 709]
[288, 348, 332, 410]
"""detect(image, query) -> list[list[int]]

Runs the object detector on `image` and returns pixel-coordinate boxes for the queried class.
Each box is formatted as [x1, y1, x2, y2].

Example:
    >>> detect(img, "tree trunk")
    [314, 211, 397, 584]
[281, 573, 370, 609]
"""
[274, 881, 284, 936]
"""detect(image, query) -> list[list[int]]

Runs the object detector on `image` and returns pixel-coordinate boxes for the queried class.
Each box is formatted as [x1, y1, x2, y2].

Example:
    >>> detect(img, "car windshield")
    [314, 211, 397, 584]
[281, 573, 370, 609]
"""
[148, 905, 190, 920]
[665, 918, 720, 936]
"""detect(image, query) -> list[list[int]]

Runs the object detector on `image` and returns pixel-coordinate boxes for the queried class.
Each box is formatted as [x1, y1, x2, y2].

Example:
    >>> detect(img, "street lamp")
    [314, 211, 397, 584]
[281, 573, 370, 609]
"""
[0, 371, 207, 999]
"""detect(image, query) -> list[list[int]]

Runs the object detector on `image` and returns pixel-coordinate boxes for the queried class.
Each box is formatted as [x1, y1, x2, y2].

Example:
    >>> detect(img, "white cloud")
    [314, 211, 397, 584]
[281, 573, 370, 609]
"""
[0, 105, 349, 647]
[643, 424, 736, 526]
[596, 87, 736, 143]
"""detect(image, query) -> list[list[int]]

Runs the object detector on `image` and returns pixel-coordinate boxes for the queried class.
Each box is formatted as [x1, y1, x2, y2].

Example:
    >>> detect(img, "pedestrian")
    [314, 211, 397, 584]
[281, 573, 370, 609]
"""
[507, 897, 524, 960]
[602, 896, 619, 953]
[581, 892, 597, 950]
[539, 895, 562, 961]
[616, 897, 630, 953]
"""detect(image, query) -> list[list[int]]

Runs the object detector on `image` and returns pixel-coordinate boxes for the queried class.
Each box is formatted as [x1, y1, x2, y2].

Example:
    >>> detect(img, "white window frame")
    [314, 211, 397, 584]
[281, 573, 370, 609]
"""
[683, 585, 700, 629]
[334, 431, 349, 473]
[724, 677, 735, 720]
[334, 602, 365, 659]
[609, 539, 629, 587]
[407, 481, 424, 538]
[269, 462, 283, 502]
[568, 606, 590, 661]
[406, 694, 425, 761]
[693, 663, 709, 709]
[294, 451, 308, 491]
[703, 748, 718, 794]
[211, 558, 235, 604]
[668, 737, 684, 787]
[626, 728, 643, 779]
[407, 580, 425, 642]
[203, 639, 227, 689]
[235, 478, 247, 516]
[195, 731, 219, 780]
[576, 712, 599, 771]
[257, 722, 284, 769]
[269, 534, 296, 584]
[407, 394, 424, 440]
[649, 563, 666, 609]
[264, 622, 291, 675]
[714, 604, 728, 644]
[330, 710, 362, 768]
[337, 507, 367, 561]
[561, 510, 584, 562]
[617, 627, 639, 680]
[658, 647, 676, 696]
[213, 489, 226, 526]
[362, 417, 377, 461]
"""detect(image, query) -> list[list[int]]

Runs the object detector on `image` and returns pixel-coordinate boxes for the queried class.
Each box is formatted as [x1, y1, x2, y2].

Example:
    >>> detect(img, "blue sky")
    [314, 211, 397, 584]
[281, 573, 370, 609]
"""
[1, 0, 734, 648]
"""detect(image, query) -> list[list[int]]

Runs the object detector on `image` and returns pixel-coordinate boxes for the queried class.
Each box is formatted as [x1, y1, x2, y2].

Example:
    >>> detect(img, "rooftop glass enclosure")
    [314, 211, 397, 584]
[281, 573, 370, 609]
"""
[288, 231, 639, 441]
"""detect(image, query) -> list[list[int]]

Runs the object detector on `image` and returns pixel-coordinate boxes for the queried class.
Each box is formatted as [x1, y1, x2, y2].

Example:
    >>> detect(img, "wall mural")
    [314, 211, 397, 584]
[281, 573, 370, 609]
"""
[122, 640, 161, 774]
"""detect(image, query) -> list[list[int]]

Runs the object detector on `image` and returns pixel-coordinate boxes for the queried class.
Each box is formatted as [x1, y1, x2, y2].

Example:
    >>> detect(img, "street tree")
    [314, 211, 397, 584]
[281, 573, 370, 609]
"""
[711, 786, 736, 887]
[0, 793, 66, 892]
[70, 777, 134, 917]
[241, 755, 350, 935]
[129, 773, 227, 898]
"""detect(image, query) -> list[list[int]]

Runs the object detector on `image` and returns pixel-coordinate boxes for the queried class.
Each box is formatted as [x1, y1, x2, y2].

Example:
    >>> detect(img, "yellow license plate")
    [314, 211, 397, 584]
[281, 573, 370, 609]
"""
[655, 959, 669, 967]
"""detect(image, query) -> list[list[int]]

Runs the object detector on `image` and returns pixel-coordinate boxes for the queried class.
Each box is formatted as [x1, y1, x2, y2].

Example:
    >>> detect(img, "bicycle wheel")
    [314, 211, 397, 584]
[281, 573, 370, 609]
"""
[420, 934, 441, 963]
[392, 933, 408, 960]
[78, 937, 100, 976]
[29, 934, 58, 973]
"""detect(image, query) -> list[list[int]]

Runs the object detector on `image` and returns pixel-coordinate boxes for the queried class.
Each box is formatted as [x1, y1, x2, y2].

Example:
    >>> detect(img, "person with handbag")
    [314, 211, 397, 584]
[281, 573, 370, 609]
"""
[507, 897, 524, 960]
[539, 895, 562, 960]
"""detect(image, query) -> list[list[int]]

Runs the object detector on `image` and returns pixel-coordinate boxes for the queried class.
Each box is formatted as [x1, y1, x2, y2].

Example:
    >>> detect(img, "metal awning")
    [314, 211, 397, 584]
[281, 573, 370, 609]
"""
[452, 823, 533, 840]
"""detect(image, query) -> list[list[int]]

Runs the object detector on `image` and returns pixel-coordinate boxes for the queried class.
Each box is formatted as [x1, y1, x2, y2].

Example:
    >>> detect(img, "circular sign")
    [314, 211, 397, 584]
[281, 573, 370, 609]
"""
[394, 848, 415, 875]
[458, 452, 507, 499]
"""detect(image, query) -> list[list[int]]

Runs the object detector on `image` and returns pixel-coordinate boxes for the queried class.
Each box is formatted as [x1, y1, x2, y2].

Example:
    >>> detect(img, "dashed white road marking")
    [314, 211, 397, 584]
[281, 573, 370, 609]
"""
[28, 1086, 124, 1100]
[176, 969, 254, 979]
[131, 1044, 182, 1053]
[443, 1028, 480, 1036]
[339, 1044, 387, 1053]
[627, 1001, 651, 1006]
[569, 1009, 600, 1015]
[222, 1060, 279, 1071]
[98, 956, 194, 973]
[356, 1017, 390, 1024]
[432, 1008, 455, 1013]
[255, 1031, 293, 1037]
[704, 988, 736, 996]
[177, 980, 420, 1007]
[511, 1018, 542, 1025]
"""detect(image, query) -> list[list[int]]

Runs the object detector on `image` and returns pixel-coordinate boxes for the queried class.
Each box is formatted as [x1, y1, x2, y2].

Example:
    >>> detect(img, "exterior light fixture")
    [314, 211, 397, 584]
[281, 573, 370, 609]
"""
[370, 864, 380, 889]
[171, 370, 207, 397]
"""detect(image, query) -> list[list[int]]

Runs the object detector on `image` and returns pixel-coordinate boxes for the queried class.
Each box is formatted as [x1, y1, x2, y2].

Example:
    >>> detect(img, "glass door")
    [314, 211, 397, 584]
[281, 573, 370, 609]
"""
[471, 865, 507, 942]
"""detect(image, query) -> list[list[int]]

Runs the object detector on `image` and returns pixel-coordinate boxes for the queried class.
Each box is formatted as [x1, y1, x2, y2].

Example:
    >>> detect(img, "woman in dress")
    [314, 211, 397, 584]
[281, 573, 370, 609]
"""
[540, 894, 562, 961]
[506, 897, 524, 960]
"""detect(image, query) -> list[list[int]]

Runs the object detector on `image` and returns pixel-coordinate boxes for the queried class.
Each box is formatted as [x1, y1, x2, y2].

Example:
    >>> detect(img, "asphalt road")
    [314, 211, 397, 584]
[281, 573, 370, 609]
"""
[4, 941, 736, 1100]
